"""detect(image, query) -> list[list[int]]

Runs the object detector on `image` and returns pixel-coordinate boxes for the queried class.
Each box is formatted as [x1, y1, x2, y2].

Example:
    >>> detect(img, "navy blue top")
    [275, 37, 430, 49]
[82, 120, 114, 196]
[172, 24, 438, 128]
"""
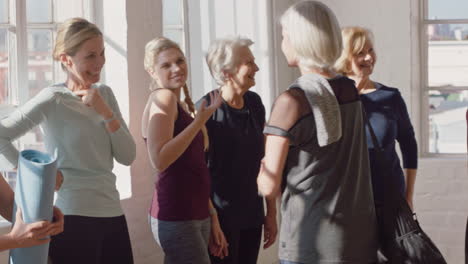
[196, 90, 265, 229]
[360, 83, 418, 204]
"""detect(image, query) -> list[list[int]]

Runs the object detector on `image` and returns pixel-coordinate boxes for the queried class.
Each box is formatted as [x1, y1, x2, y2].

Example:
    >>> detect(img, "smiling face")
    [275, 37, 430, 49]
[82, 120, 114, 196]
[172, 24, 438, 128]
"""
[228, 46, 259, 90]
[349, 40, 376, 78]
[62, 35, 105, 88]
[149, 48, 187, 90]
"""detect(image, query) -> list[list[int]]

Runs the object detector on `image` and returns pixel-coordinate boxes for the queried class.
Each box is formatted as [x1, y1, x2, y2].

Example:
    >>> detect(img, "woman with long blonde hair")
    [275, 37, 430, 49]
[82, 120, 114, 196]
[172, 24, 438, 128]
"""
[142, 37, 222, 264]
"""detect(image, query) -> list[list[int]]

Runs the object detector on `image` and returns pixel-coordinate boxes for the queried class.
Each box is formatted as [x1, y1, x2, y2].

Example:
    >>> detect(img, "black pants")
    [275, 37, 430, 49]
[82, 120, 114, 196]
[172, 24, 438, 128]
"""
[49, 215, 134, 264]
[210, 226, 262, 264]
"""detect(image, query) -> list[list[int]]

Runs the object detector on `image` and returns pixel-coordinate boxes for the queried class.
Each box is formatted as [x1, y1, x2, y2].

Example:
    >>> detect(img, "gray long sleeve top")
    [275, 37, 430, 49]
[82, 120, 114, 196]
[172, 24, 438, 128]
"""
[0, 83, 136, 217]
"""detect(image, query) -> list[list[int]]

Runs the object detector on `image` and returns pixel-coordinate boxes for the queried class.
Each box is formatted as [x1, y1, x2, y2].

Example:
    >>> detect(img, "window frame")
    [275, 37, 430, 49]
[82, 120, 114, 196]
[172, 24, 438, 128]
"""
[420, 0, 468, 157]
[162, 0, 191, 88]
[0, 0, 93, 107]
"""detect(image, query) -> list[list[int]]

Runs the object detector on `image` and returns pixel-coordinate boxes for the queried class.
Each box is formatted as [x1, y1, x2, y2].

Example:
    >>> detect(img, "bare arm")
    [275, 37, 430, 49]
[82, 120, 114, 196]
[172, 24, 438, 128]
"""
[263, 196, 278, 249]
[146, 89, 222, 171]
[0, 208, 53, 251]
[208, 200, 228, 258]
[257, 91, 305, 198]
[257, 136, 289, 198]
[0, 173, 13, 221]
[0, 173, 64, 251]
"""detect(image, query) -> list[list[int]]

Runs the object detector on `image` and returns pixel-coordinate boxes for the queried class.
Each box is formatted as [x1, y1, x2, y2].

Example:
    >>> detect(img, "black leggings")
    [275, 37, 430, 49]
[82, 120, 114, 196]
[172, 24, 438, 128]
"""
[49, 215, 133, 264]
[210, 225, 262, 264]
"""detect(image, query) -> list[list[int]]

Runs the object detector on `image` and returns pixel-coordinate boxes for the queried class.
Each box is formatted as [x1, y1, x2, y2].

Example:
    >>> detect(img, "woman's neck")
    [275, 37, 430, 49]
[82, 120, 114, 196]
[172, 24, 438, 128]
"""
[348, 75, 374, 93]
[172, 87, 182, 101]
[221, 83, 245, 109]
[300, 67, 336, 79]
[65, 78, 91, 92]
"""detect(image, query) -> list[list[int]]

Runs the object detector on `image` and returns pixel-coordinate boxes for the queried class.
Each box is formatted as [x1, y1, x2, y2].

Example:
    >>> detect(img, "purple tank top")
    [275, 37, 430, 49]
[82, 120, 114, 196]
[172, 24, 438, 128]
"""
[150, 104, 210, 221]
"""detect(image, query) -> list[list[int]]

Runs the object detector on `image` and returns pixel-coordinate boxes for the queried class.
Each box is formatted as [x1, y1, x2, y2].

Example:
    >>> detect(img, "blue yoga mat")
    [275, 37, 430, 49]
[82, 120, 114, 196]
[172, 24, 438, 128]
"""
[9, 149, 57, 264]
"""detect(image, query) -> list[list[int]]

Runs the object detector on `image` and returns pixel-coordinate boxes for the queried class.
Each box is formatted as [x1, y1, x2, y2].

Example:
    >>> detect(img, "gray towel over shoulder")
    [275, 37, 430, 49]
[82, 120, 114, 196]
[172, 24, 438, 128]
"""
[274, 75, 378, 263]
[289, 73, 341, 147]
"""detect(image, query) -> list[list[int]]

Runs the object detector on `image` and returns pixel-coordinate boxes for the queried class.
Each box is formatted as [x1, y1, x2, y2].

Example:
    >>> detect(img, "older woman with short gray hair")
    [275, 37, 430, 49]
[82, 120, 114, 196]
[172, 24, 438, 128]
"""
[197, 36, 277, 264]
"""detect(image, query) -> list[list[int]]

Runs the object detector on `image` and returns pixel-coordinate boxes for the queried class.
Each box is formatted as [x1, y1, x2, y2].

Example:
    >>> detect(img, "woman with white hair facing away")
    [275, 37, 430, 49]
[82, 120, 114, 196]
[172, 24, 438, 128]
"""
[257, 1, 378, 264]
[198, 36, 277, 264]
[142, 37, 222, 264]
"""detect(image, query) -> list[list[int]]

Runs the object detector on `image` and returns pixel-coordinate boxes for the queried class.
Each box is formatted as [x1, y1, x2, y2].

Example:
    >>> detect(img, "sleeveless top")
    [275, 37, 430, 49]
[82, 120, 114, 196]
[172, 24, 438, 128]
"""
[149, 104, 210, 221]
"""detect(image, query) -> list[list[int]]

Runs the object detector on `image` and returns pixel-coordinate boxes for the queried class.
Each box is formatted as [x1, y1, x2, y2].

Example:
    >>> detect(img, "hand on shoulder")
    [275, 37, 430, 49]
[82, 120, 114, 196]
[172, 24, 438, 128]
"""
[195, 90, 222, 124]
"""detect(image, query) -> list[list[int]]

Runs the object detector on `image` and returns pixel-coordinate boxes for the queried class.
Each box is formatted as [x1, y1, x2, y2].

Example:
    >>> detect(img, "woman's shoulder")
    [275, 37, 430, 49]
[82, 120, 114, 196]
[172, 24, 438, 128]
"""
[245, 90, 261, 99]
[370, 82, 407, 106]
[32, 83, 67, 103]
[245, 90, 264, 106]
[196, 89, 219, 108]
[330, 74, 355, 85]
[148, 89, 179, 112]
[275, 88, 308, 110]
[374, 82, 401, 95]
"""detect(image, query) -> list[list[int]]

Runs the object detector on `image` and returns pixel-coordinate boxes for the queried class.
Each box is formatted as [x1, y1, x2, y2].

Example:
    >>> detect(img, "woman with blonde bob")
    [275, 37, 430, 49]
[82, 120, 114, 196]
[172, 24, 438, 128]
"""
[199, 36, 277, 264]
[142, 37, 222, 264]
[335, 27, 417, 219]
[0, 18, 136, 263]
[257, 1, 377, 263]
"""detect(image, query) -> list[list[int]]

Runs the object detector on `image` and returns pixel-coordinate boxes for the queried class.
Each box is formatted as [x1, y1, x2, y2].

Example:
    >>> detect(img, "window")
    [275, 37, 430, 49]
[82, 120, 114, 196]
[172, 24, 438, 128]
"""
[0, 0, 91, 196]
[422, 0, 468, 154]
[162, 0, 187, 52]
[162, 0, 192, 95]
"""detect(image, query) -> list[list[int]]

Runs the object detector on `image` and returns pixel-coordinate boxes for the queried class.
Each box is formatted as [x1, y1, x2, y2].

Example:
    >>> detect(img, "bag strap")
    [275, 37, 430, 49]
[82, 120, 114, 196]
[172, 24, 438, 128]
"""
[362, 109, 383, 152]
[362, 109, 400, 198]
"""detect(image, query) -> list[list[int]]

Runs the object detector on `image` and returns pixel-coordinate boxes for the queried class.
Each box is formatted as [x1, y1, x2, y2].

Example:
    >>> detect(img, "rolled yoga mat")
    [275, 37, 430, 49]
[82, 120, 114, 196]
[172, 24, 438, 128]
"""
[9, 149, 57, 264]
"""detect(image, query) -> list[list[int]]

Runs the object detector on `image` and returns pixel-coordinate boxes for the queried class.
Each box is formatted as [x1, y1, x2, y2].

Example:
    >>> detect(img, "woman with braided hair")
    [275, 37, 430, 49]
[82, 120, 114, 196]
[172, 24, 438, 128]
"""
[141, 37, 223, 264]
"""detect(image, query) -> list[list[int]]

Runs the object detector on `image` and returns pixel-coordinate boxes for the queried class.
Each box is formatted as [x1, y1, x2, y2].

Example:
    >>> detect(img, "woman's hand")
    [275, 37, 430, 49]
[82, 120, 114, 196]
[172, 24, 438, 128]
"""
[74, 89, 113, 119]
[209, 215, 229, 259]
[195, 90, 223, 124]
[49, 206, 65, 236]
[8, 208, 53, 248]
[263, 210, 278, 249]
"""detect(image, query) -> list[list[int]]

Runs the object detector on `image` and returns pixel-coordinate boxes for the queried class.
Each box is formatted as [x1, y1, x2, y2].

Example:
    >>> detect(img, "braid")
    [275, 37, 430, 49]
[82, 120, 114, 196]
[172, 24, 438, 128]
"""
[182, 84, 209, 150]
[182, 84, 195, 114]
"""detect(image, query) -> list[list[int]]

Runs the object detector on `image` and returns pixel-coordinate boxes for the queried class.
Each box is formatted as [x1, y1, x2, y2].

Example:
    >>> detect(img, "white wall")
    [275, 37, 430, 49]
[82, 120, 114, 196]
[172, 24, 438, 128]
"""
[100, 0, 165, 263]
